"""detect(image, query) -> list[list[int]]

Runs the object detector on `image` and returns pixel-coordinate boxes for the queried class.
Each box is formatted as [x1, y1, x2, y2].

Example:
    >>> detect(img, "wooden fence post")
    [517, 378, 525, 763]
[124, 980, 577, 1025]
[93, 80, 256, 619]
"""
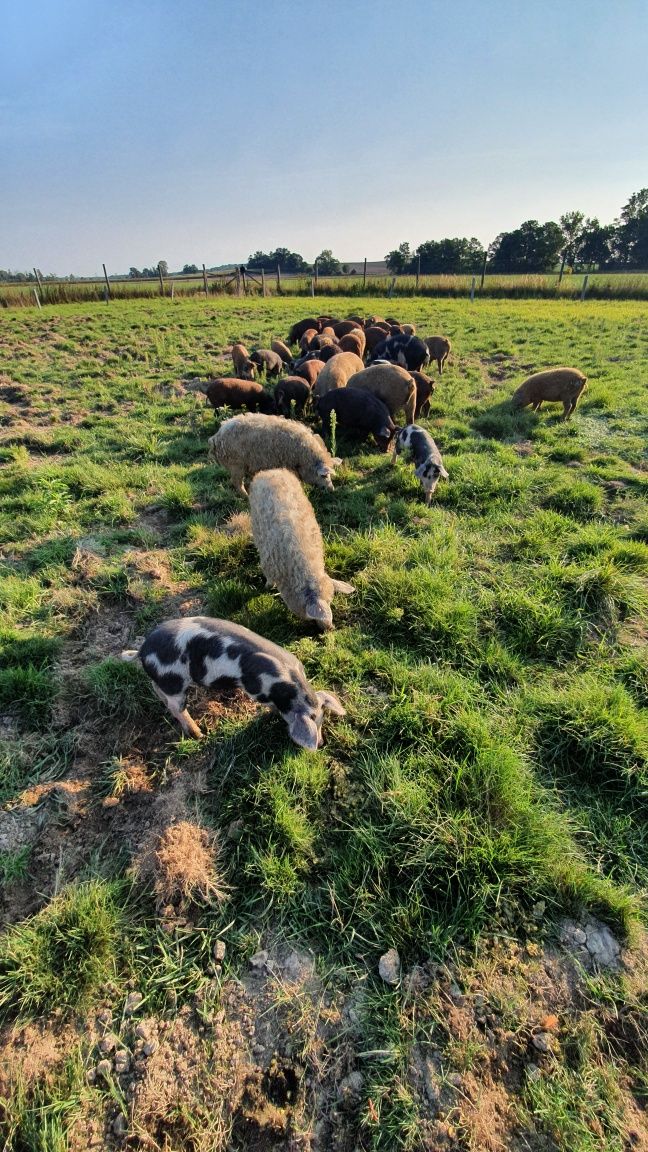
[33, 268, 44, 295]
[236, 267, 241, 296]
[558, 253, 567, 286]
[102, 263, 111, 300]
[314, 261, 318, 291]
[241, 268, 247, 294]
[261, 268, 266, 297]
[416, 254, 421, 291]
[580, 274, 589, 302]
[470, 276, 476, 302]
[480, 251, 487, 290]
[171, 282, 175, 300]
[310, 277, 315, 298]
[363, 258, 367, 290]
[157, 263, 165, 296]
[276, 264, 281, 293]
[33, 288, 42, 309]
[388, 277, 396, 299]
[202, 264, 209, 296]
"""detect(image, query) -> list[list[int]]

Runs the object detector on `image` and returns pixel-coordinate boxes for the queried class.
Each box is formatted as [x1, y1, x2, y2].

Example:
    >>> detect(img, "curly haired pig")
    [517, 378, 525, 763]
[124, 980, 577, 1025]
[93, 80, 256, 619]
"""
[231, 343, 256, 380]
[313, 352, 365, 398]
[425, 336, 451, 375]
[370, 333, 430, 371]
[332, 319, 363, 339]
[249, 469, 355, 631]
[208, 413, 341, 495]
[274, 376, 311, 418]
[338, 329, 366, 359]
[199, 378, 275, 414]
[347, 363, 416, 424]
[511, 367, 588, 419]
[288, 317, 322, 344]
[293, 358, 326, 387]
[394, 425, 448, 504]
[409, 370, 435, 418]
[250, 349, 284, 379]
[271, 338, 294, 367]
[316, 387, 396, 452]
[121, 616, 344, 748]
[364, 324, 393, 356]
[299, 328, 319, 353]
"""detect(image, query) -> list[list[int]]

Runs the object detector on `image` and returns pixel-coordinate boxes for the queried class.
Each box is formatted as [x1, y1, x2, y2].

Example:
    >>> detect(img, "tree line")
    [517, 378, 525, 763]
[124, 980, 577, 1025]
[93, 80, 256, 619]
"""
[385, 189, 648, 275]
[1, 188, 646, 284]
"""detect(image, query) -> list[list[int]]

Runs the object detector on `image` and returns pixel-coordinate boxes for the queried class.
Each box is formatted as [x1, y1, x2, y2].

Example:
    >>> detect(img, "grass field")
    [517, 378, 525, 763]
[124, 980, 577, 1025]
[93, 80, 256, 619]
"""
[0, 295, 647, 1149]
[3, 271, 648, 307]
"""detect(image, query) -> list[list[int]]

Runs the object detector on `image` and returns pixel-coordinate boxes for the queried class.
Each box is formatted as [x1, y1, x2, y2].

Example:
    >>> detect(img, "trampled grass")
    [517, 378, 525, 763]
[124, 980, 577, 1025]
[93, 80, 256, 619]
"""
[0, 294, 647, 1148]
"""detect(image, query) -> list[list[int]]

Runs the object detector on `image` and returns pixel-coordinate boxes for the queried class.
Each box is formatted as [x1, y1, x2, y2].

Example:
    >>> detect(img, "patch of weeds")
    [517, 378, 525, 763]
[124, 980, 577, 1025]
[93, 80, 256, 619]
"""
[529, 679, 648, 793]
[523, 1062, 627, 1152]
[80, 658, 156, 724]
[0, 846, 31, 884]
[0, 880, 125, 1017]
[0, 664, 58, 729]
[0, 732, 76, 805]
[0, 1055, 88, 1152]
[489, 586, 584, 661]
[542, 480, 604, 519]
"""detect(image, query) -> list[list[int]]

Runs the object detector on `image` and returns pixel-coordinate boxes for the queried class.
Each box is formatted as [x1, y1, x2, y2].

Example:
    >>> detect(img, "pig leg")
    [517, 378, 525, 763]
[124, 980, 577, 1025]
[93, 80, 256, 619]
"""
[532, 401, 543, 412]
[228, 467, 247, 496]
[562, 400, 571, 420]
[151, 683, 203, 739]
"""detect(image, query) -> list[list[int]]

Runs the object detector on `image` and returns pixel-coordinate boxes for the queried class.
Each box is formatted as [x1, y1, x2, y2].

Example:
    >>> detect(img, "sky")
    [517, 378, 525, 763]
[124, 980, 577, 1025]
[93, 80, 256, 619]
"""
[2, 0, 648, 275]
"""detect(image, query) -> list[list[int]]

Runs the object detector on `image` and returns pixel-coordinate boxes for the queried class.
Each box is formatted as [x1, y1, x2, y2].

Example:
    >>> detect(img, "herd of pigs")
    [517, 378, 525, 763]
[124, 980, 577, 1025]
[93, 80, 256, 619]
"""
[122, 312, 588, 752]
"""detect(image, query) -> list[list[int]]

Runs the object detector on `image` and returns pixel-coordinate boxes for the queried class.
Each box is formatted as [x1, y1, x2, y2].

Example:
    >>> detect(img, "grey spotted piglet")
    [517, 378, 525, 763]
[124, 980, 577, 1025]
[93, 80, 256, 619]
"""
[394, 425, 448, 504]
[121, 617, 344, 750]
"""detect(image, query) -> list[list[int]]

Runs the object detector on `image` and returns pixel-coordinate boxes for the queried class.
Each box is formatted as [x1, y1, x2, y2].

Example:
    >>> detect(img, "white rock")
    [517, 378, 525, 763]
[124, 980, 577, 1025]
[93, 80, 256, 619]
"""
[378, 948, 401, 986]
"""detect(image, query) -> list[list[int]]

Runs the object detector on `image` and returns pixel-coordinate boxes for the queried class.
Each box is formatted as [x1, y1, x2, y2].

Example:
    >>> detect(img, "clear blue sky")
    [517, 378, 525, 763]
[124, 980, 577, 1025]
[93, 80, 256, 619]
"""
[2, 0, 647, 275]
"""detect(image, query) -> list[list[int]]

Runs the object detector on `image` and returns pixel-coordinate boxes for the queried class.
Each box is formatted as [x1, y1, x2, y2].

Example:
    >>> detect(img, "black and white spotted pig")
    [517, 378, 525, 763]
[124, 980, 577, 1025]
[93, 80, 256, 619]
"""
[394, 425, 448, 504]
[370, 333, 430, 372]
[120, 617, 344, 750]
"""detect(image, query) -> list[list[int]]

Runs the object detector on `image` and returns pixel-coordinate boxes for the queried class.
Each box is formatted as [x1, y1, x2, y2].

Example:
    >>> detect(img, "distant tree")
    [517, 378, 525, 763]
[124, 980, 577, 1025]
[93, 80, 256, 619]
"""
[415, 237, 485, 275]
[128, 267, 141, 278]
[182, 263, 199, 274]
[488, 220, 563, 273]
[157, 261, 168, 276]
[247, 250, 270, 268]
[314, 249, 342, 275]
[578, 219, 614, 269]
[247, 247, 310, 272]
[614, 188, 648, 267]
[559, 211, 586, 265]
[386, 242, 414, 274]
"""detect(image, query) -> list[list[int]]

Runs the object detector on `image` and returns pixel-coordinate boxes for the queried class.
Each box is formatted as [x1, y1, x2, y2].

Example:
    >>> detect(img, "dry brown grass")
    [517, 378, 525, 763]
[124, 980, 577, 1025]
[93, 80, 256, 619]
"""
[140, 820, 229, 910]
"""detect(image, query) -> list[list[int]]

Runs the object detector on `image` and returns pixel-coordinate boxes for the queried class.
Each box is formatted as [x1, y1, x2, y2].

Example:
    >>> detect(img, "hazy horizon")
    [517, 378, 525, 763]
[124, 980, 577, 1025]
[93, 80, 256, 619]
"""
[3, 0, 647, 276]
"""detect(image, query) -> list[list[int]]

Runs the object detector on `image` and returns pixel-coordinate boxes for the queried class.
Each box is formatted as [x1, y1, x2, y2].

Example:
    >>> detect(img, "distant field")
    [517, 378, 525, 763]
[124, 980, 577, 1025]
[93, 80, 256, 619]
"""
[0, 296, 647, 1149]
[3, 270, 648, 306]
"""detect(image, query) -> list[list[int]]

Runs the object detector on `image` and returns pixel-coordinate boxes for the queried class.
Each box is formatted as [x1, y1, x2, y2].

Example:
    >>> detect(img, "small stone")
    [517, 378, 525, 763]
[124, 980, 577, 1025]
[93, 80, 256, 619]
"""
[531, 1032, 551, 1054]
[142, 1041, 158, 1057]
[337, 1071, 364, 1106]
[447, 1072, 463, 1088]
[96, 1059, 113, 1079]
[114, 1051, 130, 1074]
[213, 939, 226, 963]
[97, 1008, 113, 1026]
[282, 949, 315, 983]
[378, 948, 401, 986]
[135, 1023, 151, 1041]
[249, 949, 269, 971]
[86, 1068, 97, 1084]
[124, 991, 143, 1015]
[585, 922, 621, 970]
[112, 1114, 128, 1136]
[99, 1033, 117, 1055]
[526, 1063, 541, 1083]
[572, 928, 587, 945]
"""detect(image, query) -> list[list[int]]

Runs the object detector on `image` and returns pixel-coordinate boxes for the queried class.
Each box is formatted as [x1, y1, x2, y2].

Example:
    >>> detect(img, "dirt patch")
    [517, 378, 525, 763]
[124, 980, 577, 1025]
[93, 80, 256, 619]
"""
[136, 819, 228, 911]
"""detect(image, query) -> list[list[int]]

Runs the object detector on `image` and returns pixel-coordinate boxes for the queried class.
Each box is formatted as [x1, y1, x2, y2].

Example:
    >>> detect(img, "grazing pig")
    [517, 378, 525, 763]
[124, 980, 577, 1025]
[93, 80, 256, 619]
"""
[293, 358, 326, 387]
[274, 376, 311, 418]
[299, 328, 318, 353]
[200, 378, 275, 414]
[425, 336, 451, 375]
[208, 413, 340, 495]
[313, 352, 365, 398]
[249, 469, 355, 630]
[371, 333, 430, 371]
[121, 617, 344, 748]
[288, 318, 322, 344]
[316, 387, 396, 452]
[231, 343, 256, 380]
[271, 338, 294, 367]
[511, 367, 588, 419]
[338, 330, 366, 359]
[364, 324, 393, 355]
[394, 425, 448, 504]
[409, 370, 435, 418]
[250, 349, 284, 379]
[332, 319, 363, 339]
[347, 363, 416, 424]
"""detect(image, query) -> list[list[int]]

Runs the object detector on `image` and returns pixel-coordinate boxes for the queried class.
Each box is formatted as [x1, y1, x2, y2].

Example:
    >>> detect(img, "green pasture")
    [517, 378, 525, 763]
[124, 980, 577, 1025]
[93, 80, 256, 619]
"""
[0, 295, 646, 1149]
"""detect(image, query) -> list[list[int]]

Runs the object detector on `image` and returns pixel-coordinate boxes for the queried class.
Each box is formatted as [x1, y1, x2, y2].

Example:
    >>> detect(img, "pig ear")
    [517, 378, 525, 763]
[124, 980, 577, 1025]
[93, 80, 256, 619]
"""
[331, 579, 355, 595]
[317, 690, 345, 716]
[439, 466, 449, 480]
[288, 713, 320, 750]
[330, 457, 343, 467]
